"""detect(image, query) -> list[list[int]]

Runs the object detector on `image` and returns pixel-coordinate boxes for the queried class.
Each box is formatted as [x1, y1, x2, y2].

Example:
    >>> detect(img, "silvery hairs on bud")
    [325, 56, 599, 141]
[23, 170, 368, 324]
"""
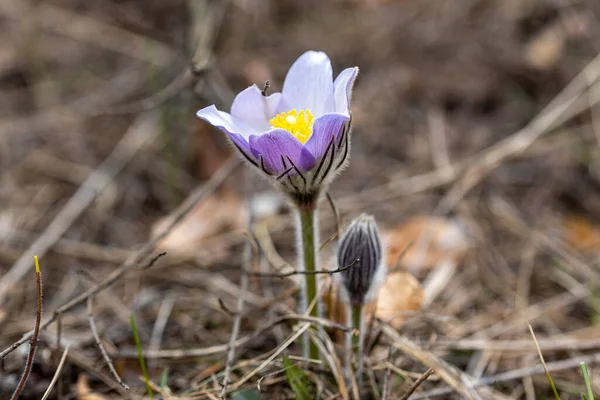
[336, 214, 385, 307]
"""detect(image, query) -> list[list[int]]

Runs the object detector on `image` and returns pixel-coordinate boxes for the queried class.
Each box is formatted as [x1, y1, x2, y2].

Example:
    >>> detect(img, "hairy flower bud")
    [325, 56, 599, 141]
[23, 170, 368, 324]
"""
[336, 214, 384, 307]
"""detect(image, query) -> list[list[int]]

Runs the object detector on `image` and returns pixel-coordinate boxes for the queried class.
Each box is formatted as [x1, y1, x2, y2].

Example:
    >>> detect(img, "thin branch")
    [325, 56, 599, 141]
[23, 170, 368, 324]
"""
[381, 348, 395, 400]
[326, 191, 341, 241]
[141, 251, 167, 270]
[399, 368, 434, 400]
[87, 296, 129, 390]
[10, 256, 43, 400]
[249, 258, 360, 279]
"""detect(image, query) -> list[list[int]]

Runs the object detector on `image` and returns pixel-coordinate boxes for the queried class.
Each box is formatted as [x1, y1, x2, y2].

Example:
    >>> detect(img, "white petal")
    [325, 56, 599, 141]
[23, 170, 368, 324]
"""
[196, 105, 258, 139]
[333, 67, 359, 114]
[230, 85, 282, 131]
[281, 51, 334, 117]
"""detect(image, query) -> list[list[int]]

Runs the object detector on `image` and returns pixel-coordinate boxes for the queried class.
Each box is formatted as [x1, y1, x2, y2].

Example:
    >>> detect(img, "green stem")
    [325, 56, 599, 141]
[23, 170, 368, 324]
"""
[351, 304, 364, 387]
[298, 207, 319, 360]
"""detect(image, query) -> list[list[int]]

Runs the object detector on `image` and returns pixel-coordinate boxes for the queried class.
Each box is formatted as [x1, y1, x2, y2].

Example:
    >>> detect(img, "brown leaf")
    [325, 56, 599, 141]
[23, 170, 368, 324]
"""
[523, 24, 565, 70]
[384, 216, 470, 273]
[562, 215, 600, 254]
[152, 193, 246, 260]
[372, 271, 424, 329]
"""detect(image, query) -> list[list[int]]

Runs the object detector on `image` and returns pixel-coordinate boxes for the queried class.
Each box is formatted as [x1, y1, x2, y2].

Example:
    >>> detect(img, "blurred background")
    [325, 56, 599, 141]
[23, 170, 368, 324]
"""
[3, 0, 600, 398]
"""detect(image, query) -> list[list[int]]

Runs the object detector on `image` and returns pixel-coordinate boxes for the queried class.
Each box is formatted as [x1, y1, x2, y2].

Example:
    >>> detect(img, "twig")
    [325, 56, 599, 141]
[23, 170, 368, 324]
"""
[1, 157, 240, 359]
[10, 256, 43, 400]
[249, 258, 360, 279]
[326, 192, 341, 240]
[41, 345, 70, 400]
[381, 347, 395, 400]
[141, 251, 167, 270]
[87, 296, 129, 390]
[219, 232, 254, 398]
[399, 368, 434, 400]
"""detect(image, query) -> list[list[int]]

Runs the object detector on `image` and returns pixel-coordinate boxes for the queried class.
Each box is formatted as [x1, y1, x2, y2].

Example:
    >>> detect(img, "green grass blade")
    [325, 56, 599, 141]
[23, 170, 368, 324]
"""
[283, 354, 314, 400]
[130, 313, 153, 400]
[581, 362, 595, 400]
[160, 368, 169, 391]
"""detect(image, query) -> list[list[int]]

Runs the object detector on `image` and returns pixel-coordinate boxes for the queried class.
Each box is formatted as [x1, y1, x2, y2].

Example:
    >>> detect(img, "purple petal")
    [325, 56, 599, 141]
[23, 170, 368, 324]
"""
[197, 105, 258, 156]
[230, 85, 282, 131]
[333, 67, 359, 114]
[249, 129, 316, 175]
[281, 51, 334, 117]
[304, 113, 349, 160]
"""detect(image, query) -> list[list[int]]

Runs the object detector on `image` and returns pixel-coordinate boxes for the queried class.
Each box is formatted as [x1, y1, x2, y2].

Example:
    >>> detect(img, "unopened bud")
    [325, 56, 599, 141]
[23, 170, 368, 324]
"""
[337, 214, 384, 306]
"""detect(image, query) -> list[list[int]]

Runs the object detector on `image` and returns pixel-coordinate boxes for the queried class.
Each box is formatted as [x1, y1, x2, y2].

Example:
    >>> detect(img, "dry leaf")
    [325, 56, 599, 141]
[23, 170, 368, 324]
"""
[152, 193, 246, 260]
[384, 216, 470, 273]
[76, 374, 109, 400]
[561, 215, 600, 254]
[523, 24, 565, 70]
[373, 271, 424, 329]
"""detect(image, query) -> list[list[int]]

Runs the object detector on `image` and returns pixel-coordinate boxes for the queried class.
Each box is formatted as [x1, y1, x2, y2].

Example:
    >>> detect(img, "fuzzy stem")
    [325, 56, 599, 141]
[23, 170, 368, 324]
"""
[351, 304, 364, 388]
[296, 206, 320, 360]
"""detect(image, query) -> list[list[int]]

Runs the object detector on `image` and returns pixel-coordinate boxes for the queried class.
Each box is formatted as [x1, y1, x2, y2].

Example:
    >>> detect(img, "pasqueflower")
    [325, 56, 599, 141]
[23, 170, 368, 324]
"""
[196, 50, 358, 205]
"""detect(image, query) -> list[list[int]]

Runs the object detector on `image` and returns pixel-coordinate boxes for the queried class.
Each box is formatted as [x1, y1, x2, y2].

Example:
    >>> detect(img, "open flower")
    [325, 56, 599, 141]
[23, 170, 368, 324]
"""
[196, 51, 358, 205]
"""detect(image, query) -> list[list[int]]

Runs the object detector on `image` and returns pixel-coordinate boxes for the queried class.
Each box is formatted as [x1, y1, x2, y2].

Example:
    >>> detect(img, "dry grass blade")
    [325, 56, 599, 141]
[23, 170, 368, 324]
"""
[41, 345, 70, 400]
[87, 296, 129, 390]
[528, 324, 561, 400]
[309, 328, 349, 400]
[10, 256, 43, 400]
[380, 322, 481, 400]
[229, 323, 311, 391]
[399, 368, 434, 400]
[219, 231, 254, 398]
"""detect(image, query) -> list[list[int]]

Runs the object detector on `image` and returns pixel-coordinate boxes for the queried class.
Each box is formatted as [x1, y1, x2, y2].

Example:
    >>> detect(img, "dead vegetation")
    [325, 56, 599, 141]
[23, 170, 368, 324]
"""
[3, 0, 600, 398]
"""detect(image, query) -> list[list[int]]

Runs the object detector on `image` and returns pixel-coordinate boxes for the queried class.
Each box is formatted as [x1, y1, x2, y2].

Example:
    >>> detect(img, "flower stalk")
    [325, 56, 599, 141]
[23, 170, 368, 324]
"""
[297, 206, 320, 360]
[349, 303, 364, 386]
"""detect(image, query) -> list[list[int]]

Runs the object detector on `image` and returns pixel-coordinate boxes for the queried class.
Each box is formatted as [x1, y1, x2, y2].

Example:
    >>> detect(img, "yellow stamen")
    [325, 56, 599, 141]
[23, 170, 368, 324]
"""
[269, 109, 314, 144]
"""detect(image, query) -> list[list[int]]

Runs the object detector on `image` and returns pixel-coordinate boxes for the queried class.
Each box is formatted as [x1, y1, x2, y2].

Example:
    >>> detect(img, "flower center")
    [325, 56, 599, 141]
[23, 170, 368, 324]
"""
[269, 109, 314, 144]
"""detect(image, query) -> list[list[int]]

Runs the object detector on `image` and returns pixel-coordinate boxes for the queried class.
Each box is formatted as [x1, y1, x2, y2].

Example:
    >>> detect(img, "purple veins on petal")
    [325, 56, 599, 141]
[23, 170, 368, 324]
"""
[280, 51, 334, 117]
[304, 113, 349, 160]
[249, 129, 316, 175]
